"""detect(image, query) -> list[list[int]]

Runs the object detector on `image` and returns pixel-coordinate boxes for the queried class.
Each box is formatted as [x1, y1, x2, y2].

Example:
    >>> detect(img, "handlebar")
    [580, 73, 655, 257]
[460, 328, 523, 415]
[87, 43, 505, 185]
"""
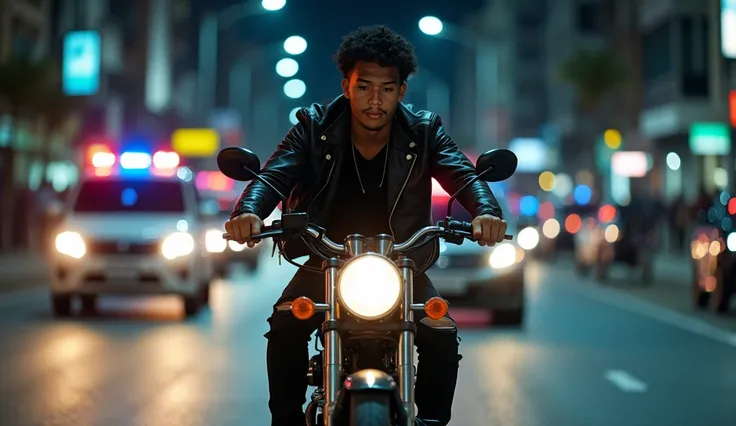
[222, 218, 512, 256]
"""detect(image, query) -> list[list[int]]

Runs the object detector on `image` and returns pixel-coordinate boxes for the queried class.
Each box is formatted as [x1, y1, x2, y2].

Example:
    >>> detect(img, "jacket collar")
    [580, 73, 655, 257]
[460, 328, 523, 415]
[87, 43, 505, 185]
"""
[315, 95, 419, 153]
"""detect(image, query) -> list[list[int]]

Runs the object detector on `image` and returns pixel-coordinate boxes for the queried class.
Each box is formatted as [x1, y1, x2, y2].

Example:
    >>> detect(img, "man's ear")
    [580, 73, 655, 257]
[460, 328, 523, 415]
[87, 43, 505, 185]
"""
[341, 78, 350, 99]
[399, 81, 407, 101]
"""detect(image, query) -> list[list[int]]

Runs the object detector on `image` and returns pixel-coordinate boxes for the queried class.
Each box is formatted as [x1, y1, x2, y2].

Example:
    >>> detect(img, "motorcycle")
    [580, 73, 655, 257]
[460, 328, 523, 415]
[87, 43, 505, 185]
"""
[218, 146, 517, 426]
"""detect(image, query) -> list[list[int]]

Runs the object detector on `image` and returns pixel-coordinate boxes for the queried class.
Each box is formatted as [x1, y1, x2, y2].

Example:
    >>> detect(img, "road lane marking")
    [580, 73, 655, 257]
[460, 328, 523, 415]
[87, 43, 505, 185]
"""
[558, 274, 736, 349]
[604, 369, 648, 393]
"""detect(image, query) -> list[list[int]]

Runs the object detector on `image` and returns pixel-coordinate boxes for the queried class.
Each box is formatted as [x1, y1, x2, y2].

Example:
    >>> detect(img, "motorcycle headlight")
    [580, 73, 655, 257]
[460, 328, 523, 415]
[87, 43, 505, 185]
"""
[337, 254, 403, 320]
[488, 242, 517, 269]
[162, 232, 194, 259]
[205, 229, 227, 253]
[55, 231, 86, 259]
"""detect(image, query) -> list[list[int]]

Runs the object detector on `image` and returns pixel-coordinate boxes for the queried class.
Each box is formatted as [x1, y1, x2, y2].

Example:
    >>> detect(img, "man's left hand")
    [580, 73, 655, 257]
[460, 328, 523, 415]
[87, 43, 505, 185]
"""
[471, 214, 507, 246]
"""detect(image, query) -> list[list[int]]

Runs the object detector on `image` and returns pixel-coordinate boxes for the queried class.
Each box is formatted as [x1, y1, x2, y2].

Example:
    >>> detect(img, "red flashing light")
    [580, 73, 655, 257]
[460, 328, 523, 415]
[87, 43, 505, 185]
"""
[730, 91, 736, 128]
[728, 198, 736, 215]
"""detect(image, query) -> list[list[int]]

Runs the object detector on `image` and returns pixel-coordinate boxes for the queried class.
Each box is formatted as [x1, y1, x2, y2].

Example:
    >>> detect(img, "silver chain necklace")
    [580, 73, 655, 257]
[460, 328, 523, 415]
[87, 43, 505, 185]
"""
[351, 139, 389, 194]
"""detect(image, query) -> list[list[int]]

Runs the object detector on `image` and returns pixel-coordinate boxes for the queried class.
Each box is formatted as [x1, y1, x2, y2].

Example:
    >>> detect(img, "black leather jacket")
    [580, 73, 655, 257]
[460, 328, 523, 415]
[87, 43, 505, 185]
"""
[231, 95, 503, 272]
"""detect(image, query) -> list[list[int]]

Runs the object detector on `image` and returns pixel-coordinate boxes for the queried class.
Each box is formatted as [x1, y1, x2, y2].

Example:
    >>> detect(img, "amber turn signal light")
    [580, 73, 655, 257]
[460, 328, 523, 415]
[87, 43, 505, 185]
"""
[291, 296, 316, 320]
[424, 297, 449, 320]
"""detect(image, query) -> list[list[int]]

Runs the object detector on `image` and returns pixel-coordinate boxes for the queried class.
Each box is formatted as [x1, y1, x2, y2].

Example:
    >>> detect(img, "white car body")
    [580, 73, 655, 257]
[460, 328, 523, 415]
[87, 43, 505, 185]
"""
[425, 183, 527, 323]
[50, 173, 213, 302]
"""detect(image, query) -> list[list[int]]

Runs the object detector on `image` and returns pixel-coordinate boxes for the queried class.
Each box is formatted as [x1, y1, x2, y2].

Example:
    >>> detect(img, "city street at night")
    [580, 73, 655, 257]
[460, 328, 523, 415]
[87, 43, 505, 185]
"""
[0, 257, 734, 426]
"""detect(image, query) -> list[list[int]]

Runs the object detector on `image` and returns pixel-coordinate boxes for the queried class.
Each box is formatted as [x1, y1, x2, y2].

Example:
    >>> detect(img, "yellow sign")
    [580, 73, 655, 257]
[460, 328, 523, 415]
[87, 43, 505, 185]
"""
[171, 128, 219, 157]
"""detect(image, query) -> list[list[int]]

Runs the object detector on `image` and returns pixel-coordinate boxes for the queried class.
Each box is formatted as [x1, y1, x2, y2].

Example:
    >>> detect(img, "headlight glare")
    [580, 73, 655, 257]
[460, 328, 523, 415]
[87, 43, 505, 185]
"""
[205, 229, 227, 253]
[162, 232, 194, 259]
[489, 242, 516, 269]
[55, 231, 86, 259]
[338, 254, 402, 320]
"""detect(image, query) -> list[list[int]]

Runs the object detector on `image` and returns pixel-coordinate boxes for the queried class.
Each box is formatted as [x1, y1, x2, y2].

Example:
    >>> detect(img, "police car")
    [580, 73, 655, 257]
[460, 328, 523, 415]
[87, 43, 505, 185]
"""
[49, 147, 214, 318]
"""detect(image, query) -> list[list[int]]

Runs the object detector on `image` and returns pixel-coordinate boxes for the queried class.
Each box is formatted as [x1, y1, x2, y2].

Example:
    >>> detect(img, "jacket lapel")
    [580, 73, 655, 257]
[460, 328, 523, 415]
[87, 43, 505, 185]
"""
[386, 113, 418, 227]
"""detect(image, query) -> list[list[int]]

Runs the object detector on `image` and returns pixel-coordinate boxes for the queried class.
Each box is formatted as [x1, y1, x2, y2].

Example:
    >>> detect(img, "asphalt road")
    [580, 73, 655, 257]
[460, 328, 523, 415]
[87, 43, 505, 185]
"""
[0, 258, 735, 426]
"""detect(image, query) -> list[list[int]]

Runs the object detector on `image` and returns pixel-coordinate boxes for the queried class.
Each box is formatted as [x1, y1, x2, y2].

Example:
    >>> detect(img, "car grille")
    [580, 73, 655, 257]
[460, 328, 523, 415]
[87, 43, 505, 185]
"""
[435, 253, 485, 269]
[87, 240, 160, 255]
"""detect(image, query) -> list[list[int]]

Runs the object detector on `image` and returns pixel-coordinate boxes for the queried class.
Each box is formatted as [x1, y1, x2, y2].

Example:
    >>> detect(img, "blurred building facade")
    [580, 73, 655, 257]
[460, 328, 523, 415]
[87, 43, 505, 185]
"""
[0, 0, 50, 60]
[453, 0, 548, 153]
[51, 0, 198, 147]
[637, 0, 735, 201]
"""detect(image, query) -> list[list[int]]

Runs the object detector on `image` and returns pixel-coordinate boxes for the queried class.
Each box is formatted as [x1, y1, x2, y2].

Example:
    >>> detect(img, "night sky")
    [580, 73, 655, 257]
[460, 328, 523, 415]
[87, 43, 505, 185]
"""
[224, 0, 489, 102]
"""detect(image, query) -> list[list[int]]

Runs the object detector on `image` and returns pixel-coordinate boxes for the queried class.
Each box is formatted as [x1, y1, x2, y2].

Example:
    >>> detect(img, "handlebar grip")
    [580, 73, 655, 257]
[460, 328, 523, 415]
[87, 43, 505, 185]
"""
[222, 224, 275, 241]
[448, 220, 513, 240]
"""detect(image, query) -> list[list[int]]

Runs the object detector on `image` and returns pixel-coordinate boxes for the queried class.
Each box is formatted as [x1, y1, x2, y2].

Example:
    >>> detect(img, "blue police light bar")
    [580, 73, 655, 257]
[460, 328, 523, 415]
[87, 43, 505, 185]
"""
[120, 152, 152, 169]
[63, 30, 101, 96]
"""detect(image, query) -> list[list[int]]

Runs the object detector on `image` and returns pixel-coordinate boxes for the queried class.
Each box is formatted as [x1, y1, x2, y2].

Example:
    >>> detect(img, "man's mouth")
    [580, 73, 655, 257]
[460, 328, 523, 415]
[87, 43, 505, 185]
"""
[365, 111, 384, 119]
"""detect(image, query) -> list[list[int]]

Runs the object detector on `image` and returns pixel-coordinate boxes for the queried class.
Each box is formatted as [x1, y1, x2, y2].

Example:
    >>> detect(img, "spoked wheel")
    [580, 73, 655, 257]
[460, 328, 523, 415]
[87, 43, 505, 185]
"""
[349, 393, 391, 426]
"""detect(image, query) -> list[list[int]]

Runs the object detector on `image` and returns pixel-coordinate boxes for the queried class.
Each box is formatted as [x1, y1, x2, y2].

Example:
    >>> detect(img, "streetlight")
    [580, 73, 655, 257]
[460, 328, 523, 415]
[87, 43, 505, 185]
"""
[418, 16, 443, 36]
[228, 38, 308, 143]
[275, 58, 299, 78]
[283, 79, 306, 99]
[261, 0, 286, 11]
[198, 1, 286, 122]
[284, 36, 307, 55]
[418, 15, 498, 152]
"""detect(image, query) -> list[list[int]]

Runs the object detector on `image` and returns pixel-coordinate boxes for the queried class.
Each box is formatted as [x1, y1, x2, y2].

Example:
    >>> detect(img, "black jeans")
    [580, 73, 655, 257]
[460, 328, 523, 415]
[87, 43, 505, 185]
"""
[264, 264, 461, 426]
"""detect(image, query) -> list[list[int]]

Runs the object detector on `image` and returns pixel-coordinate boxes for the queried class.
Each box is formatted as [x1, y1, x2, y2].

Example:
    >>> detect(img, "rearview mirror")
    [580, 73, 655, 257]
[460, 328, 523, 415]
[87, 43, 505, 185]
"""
[475, 149, 518, 182]
[217, 147, 261, 181]
[443, 148, 518, 218]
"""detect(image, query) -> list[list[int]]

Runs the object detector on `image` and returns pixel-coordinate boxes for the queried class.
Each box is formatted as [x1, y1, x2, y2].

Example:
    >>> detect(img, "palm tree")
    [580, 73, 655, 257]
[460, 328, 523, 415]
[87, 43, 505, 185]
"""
[559, 48, 629, 111]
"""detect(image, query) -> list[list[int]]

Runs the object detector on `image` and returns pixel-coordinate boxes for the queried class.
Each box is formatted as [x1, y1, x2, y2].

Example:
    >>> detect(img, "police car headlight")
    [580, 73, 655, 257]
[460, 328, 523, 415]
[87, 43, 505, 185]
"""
[337, 254, 402, 320]
[162, 232, 194, 259]
[489, 242, 517, 269]
[55, 231, 86, 259]
[205, 229, 226, 253]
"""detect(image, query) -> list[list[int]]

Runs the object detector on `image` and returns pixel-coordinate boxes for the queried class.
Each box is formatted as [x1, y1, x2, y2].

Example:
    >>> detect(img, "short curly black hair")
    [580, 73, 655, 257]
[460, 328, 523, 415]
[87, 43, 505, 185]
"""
[334, 25, 418, 83]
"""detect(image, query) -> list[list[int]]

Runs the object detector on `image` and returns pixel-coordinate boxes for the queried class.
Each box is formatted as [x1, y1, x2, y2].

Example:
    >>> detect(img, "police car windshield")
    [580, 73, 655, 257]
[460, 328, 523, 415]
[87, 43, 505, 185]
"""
[74, 179, 185, 213]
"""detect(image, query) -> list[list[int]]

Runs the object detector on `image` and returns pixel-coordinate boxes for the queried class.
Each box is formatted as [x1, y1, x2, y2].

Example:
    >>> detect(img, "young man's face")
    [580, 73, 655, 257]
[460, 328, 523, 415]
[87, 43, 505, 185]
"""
[342, 61, 406, 132]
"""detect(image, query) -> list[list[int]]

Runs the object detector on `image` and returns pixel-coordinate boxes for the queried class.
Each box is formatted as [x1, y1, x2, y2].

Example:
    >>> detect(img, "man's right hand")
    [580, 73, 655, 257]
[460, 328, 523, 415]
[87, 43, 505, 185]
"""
[224, 213, 262, 247]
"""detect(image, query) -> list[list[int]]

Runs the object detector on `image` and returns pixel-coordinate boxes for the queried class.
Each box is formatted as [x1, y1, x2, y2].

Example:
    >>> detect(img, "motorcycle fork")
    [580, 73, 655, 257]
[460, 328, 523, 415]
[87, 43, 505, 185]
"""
[322, 261, 342, 426]
[398, 257, 416, 425]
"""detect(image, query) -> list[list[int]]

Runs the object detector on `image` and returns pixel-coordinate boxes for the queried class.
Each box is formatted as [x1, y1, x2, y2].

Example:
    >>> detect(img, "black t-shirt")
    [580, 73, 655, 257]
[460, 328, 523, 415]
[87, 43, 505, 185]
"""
[325, 143, 391, 243]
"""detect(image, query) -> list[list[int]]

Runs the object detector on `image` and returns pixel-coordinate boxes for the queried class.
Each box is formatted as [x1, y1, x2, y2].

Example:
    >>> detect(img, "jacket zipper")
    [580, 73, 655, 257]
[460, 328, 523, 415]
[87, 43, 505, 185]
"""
[307, 160, 336, 218]
[388, 155, 416, 236]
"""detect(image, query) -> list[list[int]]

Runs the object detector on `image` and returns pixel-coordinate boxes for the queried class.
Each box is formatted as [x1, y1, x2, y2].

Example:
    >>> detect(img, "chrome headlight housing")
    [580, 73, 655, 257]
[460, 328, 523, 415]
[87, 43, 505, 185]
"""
[337, 254, 403, 320]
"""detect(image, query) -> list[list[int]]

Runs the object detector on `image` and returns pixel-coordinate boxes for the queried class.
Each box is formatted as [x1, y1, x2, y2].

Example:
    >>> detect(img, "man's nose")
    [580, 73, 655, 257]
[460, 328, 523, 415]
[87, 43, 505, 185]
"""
[368, 90, 382, 105]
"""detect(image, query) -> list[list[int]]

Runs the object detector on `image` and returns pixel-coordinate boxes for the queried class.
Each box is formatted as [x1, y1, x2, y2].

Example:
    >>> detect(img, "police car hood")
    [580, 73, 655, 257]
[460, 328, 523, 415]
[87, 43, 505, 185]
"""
[63, 214, 190, 240]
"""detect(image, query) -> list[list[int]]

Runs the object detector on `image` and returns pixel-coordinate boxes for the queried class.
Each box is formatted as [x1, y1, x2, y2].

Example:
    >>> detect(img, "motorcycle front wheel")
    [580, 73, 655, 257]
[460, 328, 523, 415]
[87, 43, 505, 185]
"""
[349, 393, 391, 426]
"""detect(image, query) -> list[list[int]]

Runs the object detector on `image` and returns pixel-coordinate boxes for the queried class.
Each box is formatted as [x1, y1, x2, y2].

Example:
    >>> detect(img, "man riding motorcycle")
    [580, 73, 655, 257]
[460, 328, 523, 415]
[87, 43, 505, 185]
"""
[224, 25, 507, 426]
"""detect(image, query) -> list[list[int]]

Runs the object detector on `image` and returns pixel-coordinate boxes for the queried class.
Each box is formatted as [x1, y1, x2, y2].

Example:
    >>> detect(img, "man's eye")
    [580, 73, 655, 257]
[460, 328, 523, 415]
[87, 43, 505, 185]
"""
[383, 87, 394, 92]
[358, 85, 369, 90]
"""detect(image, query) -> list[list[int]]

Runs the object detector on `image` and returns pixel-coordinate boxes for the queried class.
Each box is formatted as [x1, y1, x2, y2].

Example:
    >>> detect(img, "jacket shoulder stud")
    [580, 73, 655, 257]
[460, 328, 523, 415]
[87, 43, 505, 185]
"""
[325, 154, 331, 160]
[320, 135, 327, 140]
[409, 142, 416, 148]
[406, 154, 413, 160]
